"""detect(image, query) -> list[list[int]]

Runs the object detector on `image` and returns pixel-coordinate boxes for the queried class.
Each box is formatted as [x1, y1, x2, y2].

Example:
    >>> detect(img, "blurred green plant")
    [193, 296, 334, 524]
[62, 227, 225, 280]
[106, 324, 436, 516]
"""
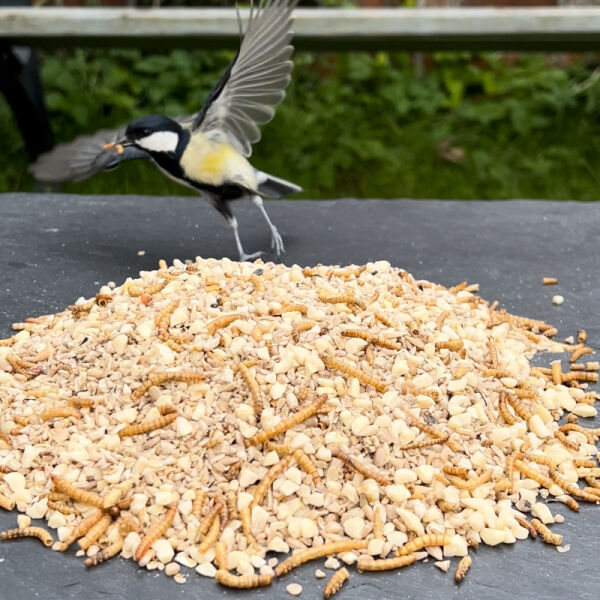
[2, 48, 600, 199]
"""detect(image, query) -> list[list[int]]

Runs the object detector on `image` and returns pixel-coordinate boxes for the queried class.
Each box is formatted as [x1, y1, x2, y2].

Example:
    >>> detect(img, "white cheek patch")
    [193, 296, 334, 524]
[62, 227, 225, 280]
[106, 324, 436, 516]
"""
[137, 131, 179, 153]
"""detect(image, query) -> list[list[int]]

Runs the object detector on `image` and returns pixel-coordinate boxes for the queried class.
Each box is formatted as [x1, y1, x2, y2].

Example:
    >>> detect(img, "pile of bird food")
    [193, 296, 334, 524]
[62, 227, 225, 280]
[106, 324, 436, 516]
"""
[1, 258, 599, 595]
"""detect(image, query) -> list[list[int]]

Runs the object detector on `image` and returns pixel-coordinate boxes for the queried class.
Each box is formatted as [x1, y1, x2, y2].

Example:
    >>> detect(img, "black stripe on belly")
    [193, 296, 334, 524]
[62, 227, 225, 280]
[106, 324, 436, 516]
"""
[151, 152, 252, 201]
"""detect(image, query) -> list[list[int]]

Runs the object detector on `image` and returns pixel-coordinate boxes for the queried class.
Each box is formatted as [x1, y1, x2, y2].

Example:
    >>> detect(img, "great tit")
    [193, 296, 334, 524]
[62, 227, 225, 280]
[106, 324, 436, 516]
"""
[30, 0, 301, 261]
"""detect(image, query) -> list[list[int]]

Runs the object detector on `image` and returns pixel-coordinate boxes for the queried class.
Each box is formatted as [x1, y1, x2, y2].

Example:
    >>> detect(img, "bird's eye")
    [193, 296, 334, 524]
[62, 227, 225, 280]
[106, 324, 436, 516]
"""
[142, 129, 152, 137]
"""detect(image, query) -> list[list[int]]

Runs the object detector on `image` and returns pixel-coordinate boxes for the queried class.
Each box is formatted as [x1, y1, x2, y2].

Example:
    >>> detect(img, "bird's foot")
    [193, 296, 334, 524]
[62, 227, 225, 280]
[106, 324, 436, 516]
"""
[239, 250, 264, 262]
[270, 225, 285, 256]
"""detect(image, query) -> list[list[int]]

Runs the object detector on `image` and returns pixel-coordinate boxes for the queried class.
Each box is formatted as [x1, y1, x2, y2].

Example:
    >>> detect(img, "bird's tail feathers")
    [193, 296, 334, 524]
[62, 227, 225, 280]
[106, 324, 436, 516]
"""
[256, 171, 302, 198]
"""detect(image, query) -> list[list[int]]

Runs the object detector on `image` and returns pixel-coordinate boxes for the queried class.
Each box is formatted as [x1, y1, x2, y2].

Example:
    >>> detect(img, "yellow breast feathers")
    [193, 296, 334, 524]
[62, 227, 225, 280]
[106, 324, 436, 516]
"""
[180, 133, 257, 189]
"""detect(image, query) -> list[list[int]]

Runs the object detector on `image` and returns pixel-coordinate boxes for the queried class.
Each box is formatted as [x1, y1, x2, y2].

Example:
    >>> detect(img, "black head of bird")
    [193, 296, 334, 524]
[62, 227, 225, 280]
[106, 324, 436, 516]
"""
[30, 0, 302, 262]
[121, 115, 187, 157]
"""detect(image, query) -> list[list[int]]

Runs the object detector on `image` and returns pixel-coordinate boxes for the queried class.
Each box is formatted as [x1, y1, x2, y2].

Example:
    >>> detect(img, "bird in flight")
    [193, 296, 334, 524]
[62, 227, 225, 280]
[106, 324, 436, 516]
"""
[31, 0, 301, 261]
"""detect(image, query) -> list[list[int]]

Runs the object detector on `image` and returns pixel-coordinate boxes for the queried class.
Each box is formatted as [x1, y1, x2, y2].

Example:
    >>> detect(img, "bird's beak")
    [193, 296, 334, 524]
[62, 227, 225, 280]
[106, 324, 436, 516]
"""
[102, 138, 131, 154]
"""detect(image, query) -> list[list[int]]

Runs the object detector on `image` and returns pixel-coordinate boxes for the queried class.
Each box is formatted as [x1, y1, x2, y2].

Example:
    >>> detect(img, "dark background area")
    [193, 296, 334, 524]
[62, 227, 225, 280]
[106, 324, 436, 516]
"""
[3, 1, 600, 200]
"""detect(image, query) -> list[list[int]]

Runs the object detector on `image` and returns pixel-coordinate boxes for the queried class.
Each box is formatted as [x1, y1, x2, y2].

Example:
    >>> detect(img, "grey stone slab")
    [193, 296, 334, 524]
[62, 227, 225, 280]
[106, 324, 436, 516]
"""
[0, 193, 599, 600]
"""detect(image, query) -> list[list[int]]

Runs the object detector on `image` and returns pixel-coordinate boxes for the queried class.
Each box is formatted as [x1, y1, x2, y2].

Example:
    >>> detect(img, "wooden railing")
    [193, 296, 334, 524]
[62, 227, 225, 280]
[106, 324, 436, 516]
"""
[1, 7, 600, 51]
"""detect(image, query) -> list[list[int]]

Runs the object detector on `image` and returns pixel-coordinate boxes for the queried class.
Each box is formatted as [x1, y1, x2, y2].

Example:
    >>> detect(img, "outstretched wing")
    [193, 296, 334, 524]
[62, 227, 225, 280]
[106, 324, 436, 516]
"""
[29, 127, 149, 183]
[193, 0, 296, 157]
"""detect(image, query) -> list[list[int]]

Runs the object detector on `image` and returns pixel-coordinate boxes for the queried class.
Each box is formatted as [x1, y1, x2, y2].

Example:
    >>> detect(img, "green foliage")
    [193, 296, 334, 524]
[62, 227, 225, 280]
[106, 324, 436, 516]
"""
[2, 48, 600, 199]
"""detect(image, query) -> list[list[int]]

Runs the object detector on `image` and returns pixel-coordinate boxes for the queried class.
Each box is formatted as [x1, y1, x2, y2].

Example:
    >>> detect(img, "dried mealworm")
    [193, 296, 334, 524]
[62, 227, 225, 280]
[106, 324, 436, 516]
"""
[494, 478, 512, 493]
[196, 501, 223, 542]
[132, 371, 203, 400]
[40, 406, 80, 421]
[322, 355, 387, 393]
[548, 470, 600, 503]
[318, 291, 365, 311]
[560, 424, 597, 444]
[435, 339, 463, 351]
[558, 495, 580, 512]
[85, 537, 123, 567]
[101, 487, 123, 510]
[6, 354, 38, 378]
[215, 570, 273, 588]
[573, 458, 596, 468]
[483, 368, 512, 379]
[249, 274, 265, 292]
[118, 413, 177, 438]
[374, 312, 394, 328]
[237, 362, 263, 416]
[506, 394, 532, 421]
[56, 508, 104, 550]
[396, 534, 452, 556]
[248, 394, 328, 446]
[499, 391, 517, 425]
[78, 514, 112, 551]
[566, 413, 579, 424]
[341, 330, 401, 351]
[206, 314, 243, 336]
[269, 304, 307, 316]
[511, 388, 537, 400]
[530, 519, 562, 545]
[570, 346, 593, 364]
[323, 567, 349, 599]
[514, 515, 537, 538]
[67, 397, 95, 409]
[583, 487, 600, 500]
[214, 541, 227, 570]
[240, 506, 258, 551]
[455, 555, 472, 583]
[331, 448, 392, 486]
[293, 449, 322, 487]
[436, 310, 450, 330]
[51, 475, 104, 510]
[0, 493, 15, 511]
[487, 341, 498, 368]
[47, 501, 79, 515]
[446, 470, 492, 491]
[586, 477, 600, 489]
[276, 539, 369, 576]
[292, 319, 317, 340]
[265, 441, 293, 455]
[449, 281, 467, 294]
[514, 460, 555, 491]
[126, 276, 170, 298]
[225, 491, 238, 523]
[197, 512, 220, 554]
[542, 277, 557, 285]
[551, 360, 562, 386]
[401, 434, 449, 452]
[436, 500, 459, 513]
[443, 465, 469, 479]
[1, 527, 53, 546]
[555, 430, 579, 451]
[192, 490, 206, 519]
[524, 454, 555, 469]
[357, 554, 417, 572]
[135, 505, 177, 561]
[562, 371, 598, 383]
[252, 455, 293, 509]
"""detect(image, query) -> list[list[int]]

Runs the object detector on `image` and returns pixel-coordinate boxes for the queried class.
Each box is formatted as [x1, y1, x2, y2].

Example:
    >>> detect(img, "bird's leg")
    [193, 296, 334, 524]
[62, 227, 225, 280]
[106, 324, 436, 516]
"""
[252, 195, 285, 256]
[226, 215, 263, 262]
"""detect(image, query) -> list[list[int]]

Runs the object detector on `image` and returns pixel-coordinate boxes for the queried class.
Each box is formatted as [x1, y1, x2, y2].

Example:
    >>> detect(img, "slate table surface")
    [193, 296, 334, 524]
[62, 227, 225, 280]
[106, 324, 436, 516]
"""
[0, 193, 598, 600]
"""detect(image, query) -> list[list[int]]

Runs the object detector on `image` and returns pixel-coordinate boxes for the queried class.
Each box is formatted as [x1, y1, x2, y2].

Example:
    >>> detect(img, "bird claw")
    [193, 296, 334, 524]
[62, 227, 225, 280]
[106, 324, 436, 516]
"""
[270, 226, 285, 256]
[239, 250, 264, 262]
